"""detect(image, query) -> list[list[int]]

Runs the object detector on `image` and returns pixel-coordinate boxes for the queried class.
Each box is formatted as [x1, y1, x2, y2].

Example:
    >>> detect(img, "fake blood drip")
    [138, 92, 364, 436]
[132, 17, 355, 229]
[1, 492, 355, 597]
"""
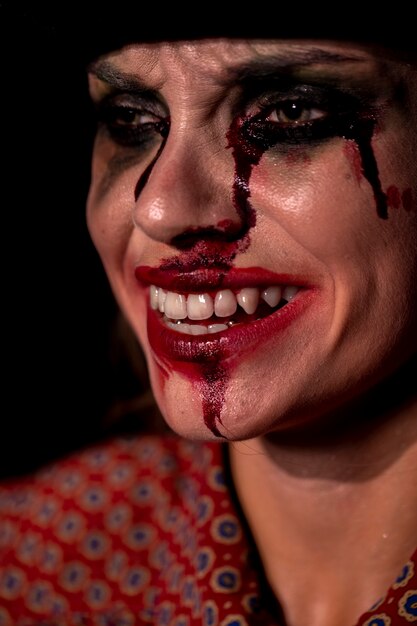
[341, 120, 388, 219]
[198, 364, 228, 438]
[134, 115, 264, 437]
[138, 111, 386, 437]
[195, 117, 265, 437]
[197, 113, 387, 436]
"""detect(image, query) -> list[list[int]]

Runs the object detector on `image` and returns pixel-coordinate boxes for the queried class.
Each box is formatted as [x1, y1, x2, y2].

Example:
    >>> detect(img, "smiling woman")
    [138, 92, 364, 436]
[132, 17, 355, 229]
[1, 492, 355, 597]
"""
[1, 8, 417, 626]
[86, 41, 417, 445]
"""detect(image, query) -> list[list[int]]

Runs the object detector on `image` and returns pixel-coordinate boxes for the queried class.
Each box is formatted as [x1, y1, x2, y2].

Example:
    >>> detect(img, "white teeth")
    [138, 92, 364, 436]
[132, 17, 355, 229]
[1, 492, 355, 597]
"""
[175, 323, 192, 334]
[187, 293, 214, 320]
[214, 289, 237, 317]
[158, 288, 167, 313]
[237, 288, 259, 314]
[151, 283, 300, 331]
[166, 322, 225, 335]
[208, 323, 228, 333]
[150, 285, 159, 310]
[261, 286, 282, 308]
[190, 325, 209, 335]
[164, 292, 187, 319]
[282, 286, 299, 302]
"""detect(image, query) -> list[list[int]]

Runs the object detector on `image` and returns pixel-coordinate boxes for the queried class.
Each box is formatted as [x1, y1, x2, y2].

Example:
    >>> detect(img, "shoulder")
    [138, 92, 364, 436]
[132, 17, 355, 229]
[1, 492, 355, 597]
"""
[0, 434, 227, 518]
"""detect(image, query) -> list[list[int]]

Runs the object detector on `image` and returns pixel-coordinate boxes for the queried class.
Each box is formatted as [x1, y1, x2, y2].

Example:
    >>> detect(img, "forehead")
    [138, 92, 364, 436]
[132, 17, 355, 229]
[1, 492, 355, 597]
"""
[88, 39, 381, 89]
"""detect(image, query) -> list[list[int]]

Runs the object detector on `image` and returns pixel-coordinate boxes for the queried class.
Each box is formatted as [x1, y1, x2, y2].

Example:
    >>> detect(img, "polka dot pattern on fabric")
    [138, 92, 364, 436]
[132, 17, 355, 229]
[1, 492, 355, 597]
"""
[362, 616, 392, 626]
[398, 590, 417, 622]
[0, 435, 416, 625]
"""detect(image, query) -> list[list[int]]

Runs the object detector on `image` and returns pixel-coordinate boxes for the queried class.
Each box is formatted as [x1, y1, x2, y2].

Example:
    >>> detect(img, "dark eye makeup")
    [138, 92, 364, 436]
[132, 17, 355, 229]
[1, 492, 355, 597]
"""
[92, 69, 385, 155]
[241, 83, 378, 150]
[94, 93, 170, 147]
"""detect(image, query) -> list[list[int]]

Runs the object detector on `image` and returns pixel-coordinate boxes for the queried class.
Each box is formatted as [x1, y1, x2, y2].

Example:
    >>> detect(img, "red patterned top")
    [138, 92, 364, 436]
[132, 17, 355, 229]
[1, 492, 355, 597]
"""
[0, 435, 415, 625]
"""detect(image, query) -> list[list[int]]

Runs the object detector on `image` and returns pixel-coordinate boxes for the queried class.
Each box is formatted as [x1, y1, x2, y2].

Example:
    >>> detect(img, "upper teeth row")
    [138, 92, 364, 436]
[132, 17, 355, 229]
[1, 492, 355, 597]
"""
[150, 285, 299, 321]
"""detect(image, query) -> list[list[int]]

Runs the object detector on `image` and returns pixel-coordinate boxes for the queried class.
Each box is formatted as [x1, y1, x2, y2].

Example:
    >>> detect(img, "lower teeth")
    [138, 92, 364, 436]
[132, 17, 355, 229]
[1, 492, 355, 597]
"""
[165, 320, 230, 335]
[165, 315, 272, 335]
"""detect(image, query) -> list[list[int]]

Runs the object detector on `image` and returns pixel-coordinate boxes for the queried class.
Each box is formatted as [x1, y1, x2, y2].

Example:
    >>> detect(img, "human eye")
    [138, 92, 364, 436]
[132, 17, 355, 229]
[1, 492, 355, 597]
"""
[265, 100, 326, 125]
[95, 95, 169, 147]
[241, 85, 372, 148]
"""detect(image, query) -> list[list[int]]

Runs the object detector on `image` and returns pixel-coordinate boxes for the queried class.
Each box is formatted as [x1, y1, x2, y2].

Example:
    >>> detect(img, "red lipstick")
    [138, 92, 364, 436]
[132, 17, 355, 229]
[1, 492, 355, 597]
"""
[137, 265, 317, 438]
[135, 265, 309, 293]
[132, 110, 318, 437]
[136, 265, 316, 363]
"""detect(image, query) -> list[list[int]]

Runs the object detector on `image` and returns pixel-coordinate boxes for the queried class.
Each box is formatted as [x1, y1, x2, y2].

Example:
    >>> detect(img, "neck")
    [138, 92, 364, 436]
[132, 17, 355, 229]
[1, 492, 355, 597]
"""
[229, 368, 417, 626]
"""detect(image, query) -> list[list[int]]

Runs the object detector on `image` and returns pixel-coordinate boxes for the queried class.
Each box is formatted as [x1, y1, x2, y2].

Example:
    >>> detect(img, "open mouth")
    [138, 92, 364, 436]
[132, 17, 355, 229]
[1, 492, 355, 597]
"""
[150, 284, 300, 335]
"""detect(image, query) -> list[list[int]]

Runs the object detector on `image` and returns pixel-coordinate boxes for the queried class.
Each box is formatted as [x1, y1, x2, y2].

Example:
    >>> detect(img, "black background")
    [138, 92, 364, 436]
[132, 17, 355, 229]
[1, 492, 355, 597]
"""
[0, 7, 123, 477]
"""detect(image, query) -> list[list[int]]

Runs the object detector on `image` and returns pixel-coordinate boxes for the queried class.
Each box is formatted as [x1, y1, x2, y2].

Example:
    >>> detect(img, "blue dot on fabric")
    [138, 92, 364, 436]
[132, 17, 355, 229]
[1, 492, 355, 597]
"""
[215, 470, 225, 486]
[130, 573, 141, 585]
[204, 605, 216, 626]
[219, 521, 237, 538]
[197, 552, 209, 570]
[6, 576, 17, 589]
[217, 571, 237, 588]
[404, 592, 417, 616]
[395, 564, 410, 584]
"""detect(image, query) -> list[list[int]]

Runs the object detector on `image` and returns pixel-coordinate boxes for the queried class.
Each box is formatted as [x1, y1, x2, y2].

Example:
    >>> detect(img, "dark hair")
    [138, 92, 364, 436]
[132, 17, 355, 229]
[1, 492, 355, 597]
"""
[2, 2, 417, 64]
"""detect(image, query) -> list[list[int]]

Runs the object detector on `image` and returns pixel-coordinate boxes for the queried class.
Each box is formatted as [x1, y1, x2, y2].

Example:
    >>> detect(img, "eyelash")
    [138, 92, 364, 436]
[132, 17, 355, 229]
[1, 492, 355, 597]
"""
[97, 103, 169, 147]
[262, 100, 326, 125]
[244, 89, 371, 147]
[96, 88, 371, 149]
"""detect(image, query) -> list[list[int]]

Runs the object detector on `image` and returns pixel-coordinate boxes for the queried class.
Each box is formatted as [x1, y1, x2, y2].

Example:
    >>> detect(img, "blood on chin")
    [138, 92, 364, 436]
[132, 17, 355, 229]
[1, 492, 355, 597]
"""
[146, 353, 279, 441]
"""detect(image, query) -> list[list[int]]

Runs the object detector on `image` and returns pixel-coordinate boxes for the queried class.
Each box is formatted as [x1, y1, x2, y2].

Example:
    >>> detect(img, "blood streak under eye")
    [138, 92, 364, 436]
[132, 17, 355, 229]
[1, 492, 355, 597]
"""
[134, 114, 264, 437]
[137, 111, 385, 437]
[342, 120, 388, 219]
[197, 113, 387, 437]
[191, 117, 266, 437]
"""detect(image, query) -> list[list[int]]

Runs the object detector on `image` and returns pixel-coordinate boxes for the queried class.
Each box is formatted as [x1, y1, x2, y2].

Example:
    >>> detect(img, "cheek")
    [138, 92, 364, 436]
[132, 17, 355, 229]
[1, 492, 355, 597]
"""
[378, 127, 417, 215]
[87, 137, 163, 267]
[249, 138, 417, 339]
[249, 136, 417, 265]
[249, 141, 375, 259]
[86, 154, 138, 267]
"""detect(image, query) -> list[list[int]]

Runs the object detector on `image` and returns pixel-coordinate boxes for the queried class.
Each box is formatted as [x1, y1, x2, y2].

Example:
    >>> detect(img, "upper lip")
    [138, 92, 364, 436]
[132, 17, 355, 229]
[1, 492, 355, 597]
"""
[135, 265, 311, 292]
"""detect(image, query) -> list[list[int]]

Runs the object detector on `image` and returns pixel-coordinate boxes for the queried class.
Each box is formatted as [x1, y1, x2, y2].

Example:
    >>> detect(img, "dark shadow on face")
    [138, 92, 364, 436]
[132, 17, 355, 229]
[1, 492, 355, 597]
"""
[263, 350, 417, 481]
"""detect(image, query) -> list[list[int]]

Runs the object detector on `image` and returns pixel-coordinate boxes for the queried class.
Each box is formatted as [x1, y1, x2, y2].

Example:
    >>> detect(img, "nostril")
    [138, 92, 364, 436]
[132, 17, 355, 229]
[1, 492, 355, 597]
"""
[170, 222, 244, 250]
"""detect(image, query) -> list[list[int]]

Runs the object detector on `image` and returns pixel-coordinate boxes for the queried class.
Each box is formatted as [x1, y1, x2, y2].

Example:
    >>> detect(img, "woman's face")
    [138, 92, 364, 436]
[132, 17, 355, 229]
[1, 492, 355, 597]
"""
[87, 39, 417, 440]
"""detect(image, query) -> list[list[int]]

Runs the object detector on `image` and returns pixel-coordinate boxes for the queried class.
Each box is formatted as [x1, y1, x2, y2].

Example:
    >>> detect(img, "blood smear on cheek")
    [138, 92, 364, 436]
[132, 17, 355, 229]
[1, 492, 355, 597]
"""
[343, 140, 364, 182]
[384, 186, 415, 213]
[192, 116, 267, 437]
[148, 116, 269, 438]
[386, 185, 402, 209]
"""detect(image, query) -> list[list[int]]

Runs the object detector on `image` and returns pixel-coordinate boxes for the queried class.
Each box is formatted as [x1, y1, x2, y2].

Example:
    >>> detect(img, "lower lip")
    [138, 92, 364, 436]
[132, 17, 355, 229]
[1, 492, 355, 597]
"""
[146, 288, 318, 365]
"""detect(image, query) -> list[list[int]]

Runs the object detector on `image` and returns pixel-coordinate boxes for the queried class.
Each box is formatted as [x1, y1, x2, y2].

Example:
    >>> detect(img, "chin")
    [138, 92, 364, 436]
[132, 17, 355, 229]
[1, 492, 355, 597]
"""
[147, 363, 292, 442]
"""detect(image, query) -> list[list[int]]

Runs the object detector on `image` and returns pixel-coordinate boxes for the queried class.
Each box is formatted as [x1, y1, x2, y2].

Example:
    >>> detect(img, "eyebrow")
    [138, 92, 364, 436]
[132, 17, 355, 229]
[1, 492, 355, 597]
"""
[225, 48, 367, 84]
[88, 60, 152, 92]
[88, 47, 367, 93]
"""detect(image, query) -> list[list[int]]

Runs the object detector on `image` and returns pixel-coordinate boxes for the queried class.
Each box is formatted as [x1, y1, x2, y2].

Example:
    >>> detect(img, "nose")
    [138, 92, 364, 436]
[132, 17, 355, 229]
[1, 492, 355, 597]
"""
[131, 129, 244, 248]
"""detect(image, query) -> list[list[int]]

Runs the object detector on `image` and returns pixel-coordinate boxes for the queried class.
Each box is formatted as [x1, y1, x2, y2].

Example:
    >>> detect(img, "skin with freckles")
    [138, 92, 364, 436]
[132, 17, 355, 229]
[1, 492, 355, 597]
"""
[86, 40, 417, 626]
